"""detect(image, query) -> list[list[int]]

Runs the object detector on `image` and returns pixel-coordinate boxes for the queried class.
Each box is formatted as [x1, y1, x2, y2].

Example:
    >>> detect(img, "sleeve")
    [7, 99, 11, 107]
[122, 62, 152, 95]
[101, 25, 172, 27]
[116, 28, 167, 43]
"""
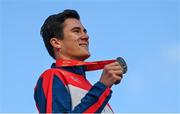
[34, 70, 112, 113]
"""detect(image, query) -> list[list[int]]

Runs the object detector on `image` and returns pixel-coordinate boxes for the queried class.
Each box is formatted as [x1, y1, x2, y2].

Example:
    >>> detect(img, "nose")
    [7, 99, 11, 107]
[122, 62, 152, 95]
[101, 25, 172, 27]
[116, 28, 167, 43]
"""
[81, 32, 89, 42]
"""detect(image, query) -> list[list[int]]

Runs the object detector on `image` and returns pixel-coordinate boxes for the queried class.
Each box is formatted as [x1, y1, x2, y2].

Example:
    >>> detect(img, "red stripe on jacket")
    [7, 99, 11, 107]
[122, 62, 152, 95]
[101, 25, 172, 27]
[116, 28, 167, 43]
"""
[83, 87, 111, 113]
[41, 69, 54, 113]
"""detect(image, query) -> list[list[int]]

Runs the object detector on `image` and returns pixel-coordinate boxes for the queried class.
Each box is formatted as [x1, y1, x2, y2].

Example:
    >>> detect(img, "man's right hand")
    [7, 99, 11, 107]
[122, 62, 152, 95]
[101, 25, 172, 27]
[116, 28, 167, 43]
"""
[99, 61, 124, 87]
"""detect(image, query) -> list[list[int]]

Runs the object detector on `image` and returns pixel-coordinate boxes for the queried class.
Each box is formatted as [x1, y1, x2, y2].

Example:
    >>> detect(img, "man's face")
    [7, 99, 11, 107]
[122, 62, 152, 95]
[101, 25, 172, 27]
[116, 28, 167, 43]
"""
[59, 18, 90, 61]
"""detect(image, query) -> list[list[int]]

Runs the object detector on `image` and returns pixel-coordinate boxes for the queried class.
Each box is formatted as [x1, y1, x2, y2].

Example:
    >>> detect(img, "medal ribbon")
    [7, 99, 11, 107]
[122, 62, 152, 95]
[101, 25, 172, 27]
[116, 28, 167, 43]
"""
[55, 59, 116, 71]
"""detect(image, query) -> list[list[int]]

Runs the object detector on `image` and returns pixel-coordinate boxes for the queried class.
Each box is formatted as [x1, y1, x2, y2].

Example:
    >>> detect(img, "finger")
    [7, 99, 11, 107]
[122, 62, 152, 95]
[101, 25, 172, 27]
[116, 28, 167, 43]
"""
[110, 70, 123, 76]
[113, 75, 123, 85]
[113, 75, 122, 82]
[108, 65, 123, 71]
[107, 61, 120, 67]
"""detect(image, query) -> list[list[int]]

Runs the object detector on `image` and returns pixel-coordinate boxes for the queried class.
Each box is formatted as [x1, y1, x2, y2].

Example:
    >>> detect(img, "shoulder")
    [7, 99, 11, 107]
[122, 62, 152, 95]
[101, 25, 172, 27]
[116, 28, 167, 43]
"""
[40, 68, 64, 78]
[38, 68, 68, 85]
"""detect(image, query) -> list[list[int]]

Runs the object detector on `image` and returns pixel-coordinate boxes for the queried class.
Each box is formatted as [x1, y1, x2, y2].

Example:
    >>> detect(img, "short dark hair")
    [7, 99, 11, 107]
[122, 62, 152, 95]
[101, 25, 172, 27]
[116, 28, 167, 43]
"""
[40, 9, 80, 59]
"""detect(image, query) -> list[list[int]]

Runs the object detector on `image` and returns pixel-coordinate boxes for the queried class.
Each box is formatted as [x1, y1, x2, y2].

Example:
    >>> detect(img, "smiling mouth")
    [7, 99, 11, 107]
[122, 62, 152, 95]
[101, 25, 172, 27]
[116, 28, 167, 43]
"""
[79, 44, 88, 48]
[79, 44, 88, 47]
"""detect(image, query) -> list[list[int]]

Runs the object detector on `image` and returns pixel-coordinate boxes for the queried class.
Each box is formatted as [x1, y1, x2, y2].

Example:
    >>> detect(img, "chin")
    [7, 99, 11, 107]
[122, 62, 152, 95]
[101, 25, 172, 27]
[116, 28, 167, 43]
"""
[81, 53, 91, 61]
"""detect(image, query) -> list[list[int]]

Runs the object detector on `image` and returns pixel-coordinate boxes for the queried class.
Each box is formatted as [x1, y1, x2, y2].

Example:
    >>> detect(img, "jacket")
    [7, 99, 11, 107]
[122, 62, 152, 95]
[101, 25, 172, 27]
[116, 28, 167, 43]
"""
[34, 59, 114, 113]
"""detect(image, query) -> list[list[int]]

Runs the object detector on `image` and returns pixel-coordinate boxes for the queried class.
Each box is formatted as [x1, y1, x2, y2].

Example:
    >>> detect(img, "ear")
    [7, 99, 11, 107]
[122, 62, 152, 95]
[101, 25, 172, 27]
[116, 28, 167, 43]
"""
[50, 38, 62, 49]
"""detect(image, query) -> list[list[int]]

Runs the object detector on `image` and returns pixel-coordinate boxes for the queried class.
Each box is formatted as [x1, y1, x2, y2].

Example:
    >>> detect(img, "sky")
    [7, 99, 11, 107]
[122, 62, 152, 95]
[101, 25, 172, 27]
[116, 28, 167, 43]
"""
[0, 0, 179, 113]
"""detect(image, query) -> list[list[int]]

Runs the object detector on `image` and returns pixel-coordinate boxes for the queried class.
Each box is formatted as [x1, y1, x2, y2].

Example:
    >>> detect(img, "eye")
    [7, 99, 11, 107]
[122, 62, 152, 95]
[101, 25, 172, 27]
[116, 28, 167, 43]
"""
[84, 29, 87, 33]
[73, 29, 80, 33]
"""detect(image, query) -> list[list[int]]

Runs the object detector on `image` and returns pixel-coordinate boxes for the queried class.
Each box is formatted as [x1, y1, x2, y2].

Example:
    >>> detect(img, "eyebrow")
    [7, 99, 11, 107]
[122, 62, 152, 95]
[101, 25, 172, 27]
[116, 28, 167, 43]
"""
[71, 27, 87, 33]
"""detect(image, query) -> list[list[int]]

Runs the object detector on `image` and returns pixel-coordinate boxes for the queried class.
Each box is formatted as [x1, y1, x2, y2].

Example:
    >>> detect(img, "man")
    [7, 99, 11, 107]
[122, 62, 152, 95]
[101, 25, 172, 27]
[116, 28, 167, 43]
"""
[34, 9, 124, 113]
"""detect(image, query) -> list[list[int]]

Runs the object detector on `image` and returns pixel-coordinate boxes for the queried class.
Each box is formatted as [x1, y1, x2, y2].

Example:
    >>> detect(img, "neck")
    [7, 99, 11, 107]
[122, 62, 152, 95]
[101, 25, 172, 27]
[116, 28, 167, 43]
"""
[55, 55, 87, 61]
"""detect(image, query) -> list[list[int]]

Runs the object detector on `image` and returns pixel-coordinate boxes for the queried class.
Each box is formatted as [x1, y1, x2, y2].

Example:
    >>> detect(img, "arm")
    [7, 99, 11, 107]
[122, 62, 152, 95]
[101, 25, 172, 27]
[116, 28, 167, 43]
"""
[72, 81, 112, 113]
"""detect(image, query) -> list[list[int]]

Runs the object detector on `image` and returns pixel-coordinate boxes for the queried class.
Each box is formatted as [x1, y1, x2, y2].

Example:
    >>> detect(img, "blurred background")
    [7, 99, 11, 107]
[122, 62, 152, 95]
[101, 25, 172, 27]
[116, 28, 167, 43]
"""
[0, 0, 179, 113]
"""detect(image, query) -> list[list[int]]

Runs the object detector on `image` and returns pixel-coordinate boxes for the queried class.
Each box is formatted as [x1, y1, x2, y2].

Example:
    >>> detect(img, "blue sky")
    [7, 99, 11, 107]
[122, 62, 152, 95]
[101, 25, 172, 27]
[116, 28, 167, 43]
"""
[0, 0, 179, 113]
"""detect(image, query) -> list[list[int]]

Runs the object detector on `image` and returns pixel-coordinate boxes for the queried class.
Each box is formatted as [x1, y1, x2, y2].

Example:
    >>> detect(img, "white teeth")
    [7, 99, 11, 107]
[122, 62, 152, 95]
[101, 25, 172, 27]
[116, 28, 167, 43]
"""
[80, 45, 87, 47]
[79, 44, 88, 47]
